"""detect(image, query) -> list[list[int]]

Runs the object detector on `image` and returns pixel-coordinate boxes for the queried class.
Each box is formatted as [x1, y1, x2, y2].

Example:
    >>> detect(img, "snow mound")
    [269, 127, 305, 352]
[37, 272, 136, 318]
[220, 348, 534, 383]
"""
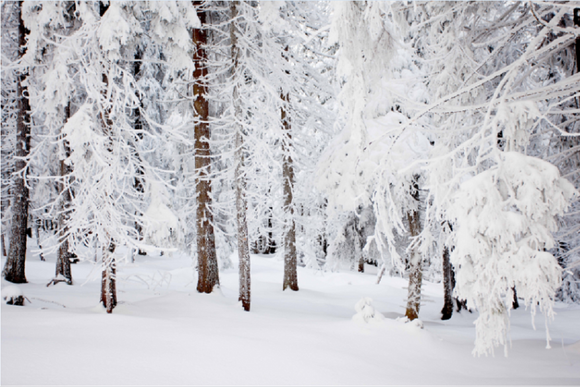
[396, 316, 424, 329]
[352, 297, 384, 323]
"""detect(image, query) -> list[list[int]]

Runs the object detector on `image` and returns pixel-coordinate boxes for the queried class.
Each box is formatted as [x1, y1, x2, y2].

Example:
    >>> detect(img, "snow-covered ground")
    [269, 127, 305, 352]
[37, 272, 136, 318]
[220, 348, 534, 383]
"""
[2, 245, 580, 386]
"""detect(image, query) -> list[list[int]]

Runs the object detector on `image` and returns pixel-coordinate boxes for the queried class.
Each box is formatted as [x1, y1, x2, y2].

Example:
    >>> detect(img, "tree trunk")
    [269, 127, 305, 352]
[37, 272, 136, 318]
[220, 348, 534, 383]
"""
[1, 234, 7, 257]
[512, 286, 519, 309]
[97, 1, 118, 313]
[281, 92, 298, 291]
[405, 177, 422, 321]
[231, 1, 250, 311]
[55, 103, 72, 284]
[267, 208, 276, 254]
[575, 9, 579, 75]
[194, 1, 219, 293]
[101, 240, 117, 313]
[132, 49, 146, 258]
[3, 1, 30, 284]
[441, 245, 454, 320]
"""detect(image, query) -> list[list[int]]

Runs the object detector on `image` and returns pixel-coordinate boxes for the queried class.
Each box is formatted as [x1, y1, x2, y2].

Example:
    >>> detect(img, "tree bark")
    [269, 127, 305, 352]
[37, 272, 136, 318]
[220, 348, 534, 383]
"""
[405, 177, 422, 321]
[231, 1, 251, 311]
[3, 1, 30, 284]
[1, 234, 7, 257]
[101, 240, 117, 313]
[441, 245, 454, 320]
[132, 48, 146, 258]
[55, 103, 72, 284]
[193, 1, 219, 293]
[281, 92, 298, 291]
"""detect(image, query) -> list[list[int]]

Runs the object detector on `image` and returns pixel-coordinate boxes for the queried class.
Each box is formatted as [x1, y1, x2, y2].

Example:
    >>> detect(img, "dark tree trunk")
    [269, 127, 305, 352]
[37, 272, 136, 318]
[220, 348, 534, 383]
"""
[405, 176, 422, 321]
[1, 234, 7, 257]
[55, 103, 72, 284]
[267, 209, 276, 254]
[3, 1, 30, 284]
[231, 1, 250, 311]
[512, 286, 519, 309]
[101, 240, 117, 313]
[441, 245, 454, 320]
[193, 1, 219, 293]
[354, 217, 364, 273]
[281, 92, 298, 291]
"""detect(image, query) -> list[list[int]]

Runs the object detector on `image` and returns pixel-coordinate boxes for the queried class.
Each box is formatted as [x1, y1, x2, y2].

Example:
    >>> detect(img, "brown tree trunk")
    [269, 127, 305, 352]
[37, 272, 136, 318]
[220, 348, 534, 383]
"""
[193, 1, 219, 293]
[101, 240, 117, 313]
[405, 177, 422, 321]
[231, 1, 251, 311]
[3, 1, 30, 284]
[281, 92, 298, 291]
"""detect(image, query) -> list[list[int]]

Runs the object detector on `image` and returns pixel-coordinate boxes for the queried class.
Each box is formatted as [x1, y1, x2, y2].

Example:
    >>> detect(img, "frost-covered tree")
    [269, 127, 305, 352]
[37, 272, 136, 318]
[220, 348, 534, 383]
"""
[414, 1, 580, 353]
[26, 0, 194, 312]
[22, 1, 82, 285]
[319, 1, 431, 320]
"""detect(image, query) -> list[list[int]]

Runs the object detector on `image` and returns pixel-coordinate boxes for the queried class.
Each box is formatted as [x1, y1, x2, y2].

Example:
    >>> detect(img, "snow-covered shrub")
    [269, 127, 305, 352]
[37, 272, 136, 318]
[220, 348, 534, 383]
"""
[352, 297, 384, 323]
[448, 152, 577, 356]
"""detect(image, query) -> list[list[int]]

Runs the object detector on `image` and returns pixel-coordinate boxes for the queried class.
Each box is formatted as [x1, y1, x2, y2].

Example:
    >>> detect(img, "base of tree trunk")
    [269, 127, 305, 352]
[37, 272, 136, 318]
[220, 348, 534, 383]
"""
[441, 302, 453, 320]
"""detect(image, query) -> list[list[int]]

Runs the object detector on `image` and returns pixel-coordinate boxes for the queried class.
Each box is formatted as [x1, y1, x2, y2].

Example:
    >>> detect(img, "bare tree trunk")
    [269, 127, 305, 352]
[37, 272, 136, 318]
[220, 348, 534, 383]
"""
[440, 220, 470, 319]
[193, 1, 219, 293]
[101, 240, 117, 313]
[405, 177, 422, 321]
[441, 245, 453, 320]
[3, 1, 30, 284]
[1, 234, 7, 257]
[267, 208, 276, 254]
[281, 92, 298, 291]
[231, 1, 250, 311]
[55, 103, 72, 284]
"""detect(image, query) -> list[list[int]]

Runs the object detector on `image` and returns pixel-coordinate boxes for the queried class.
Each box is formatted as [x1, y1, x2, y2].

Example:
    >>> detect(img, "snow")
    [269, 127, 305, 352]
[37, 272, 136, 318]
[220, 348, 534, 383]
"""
[2, 244, 580, 385]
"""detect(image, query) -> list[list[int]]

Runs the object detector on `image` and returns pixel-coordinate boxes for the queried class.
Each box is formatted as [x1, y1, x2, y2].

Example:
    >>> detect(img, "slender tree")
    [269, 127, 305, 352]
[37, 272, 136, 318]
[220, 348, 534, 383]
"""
[281, 92, 298, 291]
[230, 0, 251, 311]
[55, 103, 73, 285]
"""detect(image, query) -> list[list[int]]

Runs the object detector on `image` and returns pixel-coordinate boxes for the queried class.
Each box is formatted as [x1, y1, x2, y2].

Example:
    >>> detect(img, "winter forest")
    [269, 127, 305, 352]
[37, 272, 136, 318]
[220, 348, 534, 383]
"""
[1, 1, 580, 385]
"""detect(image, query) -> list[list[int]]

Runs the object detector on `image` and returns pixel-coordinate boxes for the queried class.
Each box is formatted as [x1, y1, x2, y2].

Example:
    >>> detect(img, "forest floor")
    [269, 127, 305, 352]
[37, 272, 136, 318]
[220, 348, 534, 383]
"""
[2, 240, 580, 386]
